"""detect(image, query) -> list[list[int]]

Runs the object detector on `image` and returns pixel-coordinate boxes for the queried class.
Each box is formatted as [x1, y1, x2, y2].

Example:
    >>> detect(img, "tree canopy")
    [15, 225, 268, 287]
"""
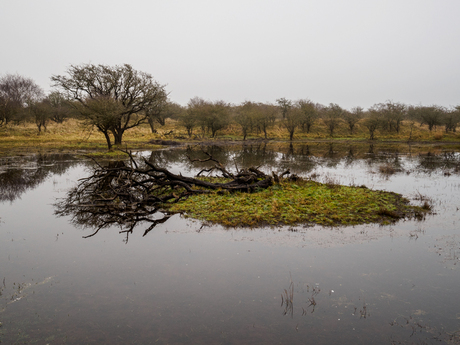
[0, 74, 44, 126]
[51, 64, 166, 149]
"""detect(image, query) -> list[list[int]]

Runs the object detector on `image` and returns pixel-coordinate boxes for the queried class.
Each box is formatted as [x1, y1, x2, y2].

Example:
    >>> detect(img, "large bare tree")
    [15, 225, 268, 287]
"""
[51, 64, 166, 149]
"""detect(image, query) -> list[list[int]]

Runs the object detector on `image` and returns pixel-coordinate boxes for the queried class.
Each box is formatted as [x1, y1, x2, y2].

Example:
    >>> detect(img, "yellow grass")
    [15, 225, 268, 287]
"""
[0, 118, 458, 156]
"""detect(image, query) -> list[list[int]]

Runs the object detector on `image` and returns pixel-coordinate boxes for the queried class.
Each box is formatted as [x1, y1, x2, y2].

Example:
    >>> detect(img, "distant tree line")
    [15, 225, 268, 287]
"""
[1, 64, 460, 149]
[177, 97, 460, 141]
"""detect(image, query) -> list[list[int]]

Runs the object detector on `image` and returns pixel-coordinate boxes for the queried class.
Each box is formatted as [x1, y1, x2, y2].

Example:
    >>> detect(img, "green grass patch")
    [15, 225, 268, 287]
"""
[168, 179, 427, 227]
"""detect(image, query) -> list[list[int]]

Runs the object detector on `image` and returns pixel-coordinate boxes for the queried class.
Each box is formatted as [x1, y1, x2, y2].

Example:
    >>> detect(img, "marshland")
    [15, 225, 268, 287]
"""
[1, 140, 460, 344]
[1, 68, 460, 344]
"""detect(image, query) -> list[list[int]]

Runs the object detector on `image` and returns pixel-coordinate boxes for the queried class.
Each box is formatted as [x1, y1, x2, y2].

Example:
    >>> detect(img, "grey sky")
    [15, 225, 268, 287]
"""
[1, 0, 459, 109]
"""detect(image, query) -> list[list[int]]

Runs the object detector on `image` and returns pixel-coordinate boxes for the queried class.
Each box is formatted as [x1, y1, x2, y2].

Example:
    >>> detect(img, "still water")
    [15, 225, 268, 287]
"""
[1, 142, 460, 344]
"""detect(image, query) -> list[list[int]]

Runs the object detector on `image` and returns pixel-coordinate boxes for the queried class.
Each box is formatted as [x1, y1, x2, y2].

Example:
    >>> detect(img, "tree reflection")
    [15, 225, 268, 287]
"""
[55, 194, 172, 244]
[344, 146, 356, 167]
[416, 151, 460, 173]
[0, 154, 79, 202]
[54, 148, 274, 243]
[52, 143, 459, 242]
[53, 158, 178, 243]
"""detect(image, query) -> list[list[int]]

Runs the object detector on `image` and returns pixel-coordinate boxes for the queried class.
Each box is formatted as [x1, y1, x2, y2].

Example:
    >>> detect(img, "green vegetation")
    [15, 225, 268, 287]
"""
[169, 179, 427, 228]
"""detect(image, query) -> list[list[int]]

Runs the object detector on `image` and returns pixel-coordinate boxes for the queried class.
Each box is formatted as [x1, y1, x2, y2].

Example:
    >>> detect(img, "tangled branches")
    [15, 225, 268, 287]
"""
[55, 150, 273, 242]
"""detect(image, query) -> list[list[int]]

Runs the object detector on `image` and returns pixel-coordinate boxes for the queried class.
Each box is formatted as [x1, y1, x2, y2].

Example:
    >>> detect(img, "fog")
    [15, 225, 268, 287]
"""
[1, 0, 459, 109]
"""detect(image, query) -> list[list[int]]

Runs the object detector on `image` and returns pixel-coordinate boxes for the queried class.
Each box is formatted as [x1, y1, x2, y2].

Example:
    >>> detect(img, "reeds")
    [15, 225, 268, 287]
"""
[281, 275, 294, 317]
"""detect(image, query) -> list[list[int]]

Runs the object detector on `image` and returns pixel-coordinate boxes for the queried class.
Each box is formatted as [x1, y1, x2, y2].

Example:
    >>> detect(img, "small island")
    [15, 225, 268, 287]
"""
[56, 151, 430, 235]
[169, 178, 429, 228]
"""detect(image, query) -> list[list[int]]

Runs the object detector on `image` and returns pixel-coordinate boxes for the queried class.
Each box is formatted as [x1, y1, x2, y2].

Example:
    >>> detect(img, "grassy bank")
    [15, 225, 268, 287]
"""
[0, 119, 162, 156]
[169, 179, 428, 228]
[0, 118, 459, 157]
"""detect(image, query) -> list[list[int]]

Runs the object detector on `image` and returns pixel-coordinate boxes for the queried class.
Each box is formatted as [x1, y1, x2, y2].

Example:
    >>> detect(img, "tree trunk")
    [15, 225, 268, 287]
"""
[112, 129, 123, 146]
[102, 131, 112, 150]
[369, 129, 375, 140]
[148, 117, 156, 133]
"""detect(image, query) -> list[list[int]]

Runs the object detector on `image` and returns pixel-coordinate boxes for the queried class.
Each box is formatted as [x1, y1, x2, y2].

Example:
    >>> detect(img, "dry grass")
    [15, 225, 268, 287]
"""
[0, 119, 172, 155]
[433, 132, 444, 140]
[218, 119, 459, 142]
[0, 118, 459, 156]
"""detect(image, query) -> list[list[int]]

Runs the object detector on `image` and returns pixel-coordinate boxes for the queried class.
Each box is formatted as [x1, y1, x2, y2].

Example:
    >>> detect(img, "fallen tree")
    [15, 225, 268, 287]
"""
[55, 150, 275, 242]
[55, 149, 429, 242]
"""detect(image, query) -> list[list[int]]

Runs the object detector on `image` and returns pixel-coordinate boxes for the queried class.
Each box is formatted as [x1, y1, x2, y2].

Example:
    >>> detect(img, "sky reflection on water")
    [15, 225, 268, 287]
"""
[0, 143, 460, 344]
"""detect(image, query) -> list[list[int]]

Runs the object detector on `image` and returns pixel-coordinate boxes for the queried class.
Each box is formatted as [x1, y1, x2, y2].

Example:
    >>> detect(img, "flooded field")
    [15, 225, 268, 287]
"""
[1, 142, 460, 344]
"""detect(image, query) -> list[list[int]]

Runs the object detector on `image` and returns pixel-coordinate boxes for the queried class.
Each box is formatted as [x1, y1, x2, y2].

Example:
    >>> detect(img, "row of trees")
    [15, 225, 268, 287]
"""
[179, 98, 460, 141]
[1, 64, 460, 149]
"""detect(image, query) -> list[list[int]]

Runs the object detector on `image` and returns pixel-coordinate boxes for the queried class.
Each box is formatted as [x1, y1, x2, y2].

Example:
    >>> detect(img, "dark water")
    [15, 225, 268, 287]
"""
[1, 143, 460, 344]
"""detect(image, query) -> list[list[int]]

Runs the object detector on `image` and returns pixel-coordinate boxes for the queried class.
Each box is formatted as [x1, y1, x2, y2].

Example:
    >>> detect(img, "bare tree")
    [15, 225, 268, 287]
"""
[51, 64, 166, 149]
[30, 99, 51, 132]
[371, 101, 406, 133]
[281, 105, 301, 141]
[190, 99, 230, 138]
[55, 150, 275, 242]
[0, 95, 15, 127]
[363, 109, 382, 140]
[255, 103, 277, 139]
[343, 106, 363, 134]
[297, 99, 318, 133]
[323, 103, 343, 137]
[235, 101, 256, 140]
[204, 100, 230, 138]
[0, 74, 44, 126]
[145, 89, 168, 132]
[410, 105, 444, 132]
[48, 91, 73, 123]
[406, 105, 419, 140]
[443, 106, 460, 133]
[180, 97, 205, 137]
[276, 97, 292, 119]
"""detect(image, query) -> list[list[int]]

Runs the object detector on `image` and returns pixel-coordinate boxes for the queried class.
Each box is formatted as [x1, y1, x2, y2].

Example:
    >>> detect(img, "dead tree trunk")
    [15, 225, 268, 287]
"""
[55, 150, 273, 242]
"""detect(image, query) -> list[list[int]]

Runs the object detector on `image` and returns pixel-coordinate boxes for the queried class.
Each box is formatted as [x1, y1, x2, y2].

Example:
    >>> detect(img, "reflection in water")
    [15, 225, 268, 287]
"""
[416, 151, 460, 173]
[2, 142, 460, 344]
[54, 158, 178, 243]
[144, 143, 460, 183]
[55, 148, 274, 242]
[56, 196, 171, 243]
[0, 154, 80, 202]
[53, 143, 460, 243]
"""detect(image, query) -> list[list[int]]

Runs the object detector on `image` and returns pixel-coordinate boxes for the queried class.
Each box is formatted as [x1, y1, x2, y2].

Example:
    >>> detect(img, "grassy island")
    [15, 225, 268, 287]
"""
[169, 179, 428, 228]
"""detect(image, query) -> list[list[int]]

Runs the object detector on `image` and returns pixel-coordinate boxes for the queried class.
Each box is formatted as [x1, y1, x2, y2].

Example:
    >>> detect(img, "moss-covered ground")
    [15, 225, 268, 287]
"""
[168, 179, 428, 228]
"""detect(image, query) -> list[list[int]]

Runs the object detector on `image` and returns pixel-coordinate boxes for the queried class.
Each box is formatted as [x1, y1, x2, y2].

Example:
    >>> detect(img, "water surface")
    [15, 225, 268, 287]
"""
[1, 143, 459, 344]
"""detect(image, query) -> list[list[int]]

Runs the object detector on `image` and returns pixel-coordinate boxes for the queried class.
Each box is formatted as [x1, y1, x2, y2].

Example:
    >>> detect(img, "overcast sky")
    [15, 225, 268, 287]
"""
[1, 0, 459, 109]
